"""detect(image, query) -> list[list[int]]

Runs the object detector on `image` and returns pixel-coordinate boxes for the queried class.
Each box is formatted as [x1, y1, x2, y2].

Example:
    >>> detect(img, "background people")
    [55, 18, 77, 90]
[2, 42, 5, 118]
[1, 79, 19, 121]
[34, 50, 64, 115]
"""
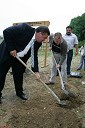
[63, 26, 78, 76]
[77, 44, 85, 70]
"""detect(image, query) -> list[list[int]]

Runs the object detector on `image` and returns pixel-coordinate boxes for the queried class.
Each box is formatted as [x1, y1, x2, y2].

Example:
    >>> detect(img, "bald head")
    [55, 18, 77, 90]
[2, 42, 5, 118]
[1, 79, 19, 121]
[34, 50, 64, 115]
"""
[54, 32, 62, 45]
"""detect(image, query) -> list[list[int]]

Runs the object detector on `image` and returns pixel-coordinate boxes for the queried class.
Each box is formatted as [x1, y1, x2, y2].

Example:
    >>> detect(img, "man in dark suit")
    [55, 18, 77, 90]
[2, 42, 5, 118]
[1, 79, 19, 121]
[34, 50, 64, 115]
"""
[0, 23, 50, 103]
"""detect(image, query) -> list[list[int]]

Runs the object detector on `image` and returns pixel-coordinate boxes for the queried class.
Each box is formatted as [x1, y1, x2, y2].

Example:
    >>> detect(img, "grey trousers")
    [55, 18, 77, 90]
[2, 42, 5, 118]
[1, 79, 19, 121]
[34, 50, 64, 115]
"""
[49, 53, 67, 84]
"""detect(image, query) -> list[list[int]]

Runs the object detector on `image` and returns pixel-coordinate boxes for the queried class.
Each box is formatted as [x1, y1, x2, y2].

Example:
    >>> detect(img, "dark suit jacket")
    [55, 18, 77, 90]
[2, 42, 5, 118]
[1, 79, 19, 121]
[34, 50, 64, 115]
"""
[3, 23, 35, 52]
[0, 23, 42, 72]
[0, 40, 10, 64]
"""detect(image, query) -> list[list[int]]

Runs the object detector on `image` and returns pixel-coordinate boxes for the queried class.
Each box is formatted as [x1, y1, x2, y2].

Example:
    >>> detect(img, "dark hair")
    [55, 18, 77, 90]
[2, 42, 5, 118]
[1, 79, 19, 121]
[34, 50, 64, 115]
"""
[36, 26, 50, 35]
[66, 26, 72, 30]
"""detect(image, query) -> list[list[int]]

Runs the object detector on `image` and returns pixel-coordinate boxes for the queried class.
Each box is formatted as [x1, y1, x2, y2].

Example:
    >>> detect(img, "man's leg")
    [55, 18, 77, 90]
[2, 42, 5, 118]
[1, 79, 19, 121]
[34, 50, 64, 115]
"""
[61, 58, 67, 84]
[67, 50, 73, 75]
[11, 57, 28, 100]
[0, 60, 10, 102]
[49, 53, 60, 84]
[49, 55, 57, 83]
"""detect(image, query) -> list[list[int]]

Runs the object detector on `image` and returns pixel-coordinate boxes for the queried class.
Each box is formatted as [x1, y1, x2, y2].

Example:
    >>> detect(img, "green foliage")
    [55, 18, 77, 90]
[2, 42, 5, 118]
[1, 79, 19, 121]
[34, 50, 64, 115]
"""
[78, 40, 85, 48]
[70, 13, 85, 41]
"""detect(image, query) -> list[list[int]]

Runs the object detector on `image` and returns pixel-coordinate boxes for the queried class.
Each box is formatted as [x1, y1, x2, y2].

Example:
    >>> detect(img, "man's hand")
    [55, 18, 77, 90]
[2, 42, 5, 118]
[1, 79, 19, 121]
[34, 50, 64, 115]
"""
[35, 72, 40, 80]
[56, 64, 60, 68]
[75, 51, 78, 56]
[10, 50, 17, 57]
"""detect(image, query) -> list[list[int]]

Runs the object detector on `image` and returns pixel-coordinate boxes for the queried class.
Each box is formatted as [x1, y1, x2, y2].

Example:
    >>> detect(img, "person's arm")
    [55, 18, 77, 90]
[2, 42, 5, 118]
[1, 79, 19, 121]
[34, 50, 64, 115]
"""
[32, 43, 42, 72]
[49, 34, 54, 49]
[59, 39, 67, 66]
[3, 23, 35, 56]
[58, 54, 66, 66]
[3, 28, 17, 57]
[31, 42, 42, 79]
[83, 45, 85, 56]
[74, 44, 78, 55]
[74, 34, 78, 55]
[3, 27, 16, 52]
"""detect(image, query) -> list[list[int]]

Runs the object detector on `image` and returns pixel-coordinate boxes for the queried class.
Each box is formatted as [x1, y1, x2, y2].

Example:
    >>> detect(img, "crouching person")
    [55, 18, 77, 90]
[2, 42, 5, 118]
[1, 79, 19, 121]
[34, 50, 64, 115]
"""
[46, 32, 67, 85]
[0, 23, 50, 103]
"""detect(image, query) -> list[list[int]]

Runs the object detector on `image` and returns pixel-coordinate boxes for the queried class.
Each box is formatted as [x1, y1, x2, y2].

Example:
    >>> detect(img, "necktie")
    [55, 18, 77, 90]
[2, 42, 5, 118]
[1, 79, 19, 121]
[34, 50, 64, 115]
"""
[31, 39, 35, 67]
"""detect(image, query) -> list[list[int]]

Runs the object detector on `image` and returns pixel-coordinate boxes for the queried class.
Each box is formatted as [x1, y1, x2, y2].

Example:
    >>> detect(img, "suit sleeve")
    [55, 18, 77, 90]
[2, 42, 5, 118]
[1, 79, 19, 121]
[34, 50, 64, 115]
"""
[3, 23, 35, 52]
[3, 27, 16, 51]
[31, 42, 42, 72]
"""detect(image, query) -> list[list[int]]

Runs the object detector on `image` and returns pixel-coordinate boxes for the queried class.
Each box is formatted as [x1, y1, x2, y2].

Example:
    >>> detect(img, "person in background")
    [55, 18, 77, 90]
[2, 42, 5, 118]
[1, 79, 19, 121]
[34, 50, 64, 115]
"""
[63, 26, 78, 77]
[77, 44, 85, 70]
[46, 32, 67, 85]
[0, 23, 50, 103]
[48, 33, 54, 48]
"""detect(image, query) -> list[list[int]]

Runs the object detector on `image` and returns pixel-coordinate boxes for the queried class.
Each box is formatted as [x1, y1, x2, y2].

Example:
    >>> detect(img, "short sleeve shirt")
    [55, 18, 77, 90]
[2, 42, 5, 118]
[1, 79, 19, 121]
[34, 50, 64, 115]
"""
[63, 33, 78, 51]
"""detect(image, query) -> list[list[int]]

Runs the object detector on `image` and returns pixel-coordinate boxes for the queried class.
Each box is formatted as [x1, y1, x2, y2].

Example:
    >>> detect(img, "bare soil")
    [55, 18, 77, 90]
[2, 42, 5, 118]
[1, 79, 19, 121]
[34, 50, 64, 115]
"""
[0, 55, 85, 128]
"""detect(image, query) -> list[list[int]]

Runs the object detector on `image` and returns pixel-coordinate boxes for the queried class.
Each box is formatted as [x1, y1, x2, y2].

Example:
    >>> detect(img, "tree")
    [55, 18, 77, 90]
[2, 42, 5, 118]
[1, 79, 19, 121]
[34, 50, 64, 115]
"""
[70, 13, 85, 42]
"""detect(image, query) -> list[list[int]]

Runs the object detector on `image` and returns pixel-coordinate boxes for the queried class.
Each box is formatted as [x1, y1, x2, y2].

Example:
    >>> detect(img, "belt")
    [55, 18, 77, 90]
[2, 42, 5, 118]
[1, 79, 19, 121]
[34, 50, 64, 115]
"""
[69, 49, 73, 51]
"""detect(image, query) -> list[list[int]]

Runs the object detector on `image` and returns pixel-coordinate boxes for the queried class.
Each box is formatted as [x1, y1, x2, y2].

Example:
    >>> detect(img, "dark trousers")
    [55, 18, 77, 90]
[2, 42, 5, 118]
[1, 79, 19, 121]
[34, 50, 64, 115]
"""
[0, 56, 28, 97]
[67, 49, 73, 75]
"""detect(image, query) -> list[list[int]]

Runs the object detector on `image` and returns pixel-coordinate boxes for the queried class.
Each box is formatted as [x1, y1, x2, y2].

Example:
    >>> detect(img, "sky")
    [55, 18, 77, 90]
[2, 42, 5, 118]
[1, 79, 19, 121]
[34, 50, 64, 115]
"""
[0, 0, 85, 35]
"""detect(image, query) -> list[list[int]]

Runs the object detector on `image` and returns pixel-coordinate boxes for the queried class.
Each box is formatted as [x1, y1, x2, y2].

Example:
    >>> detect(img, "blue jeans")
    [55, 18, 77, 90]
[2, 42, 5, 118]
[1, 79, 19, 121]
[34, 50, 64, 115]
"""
[67, 50, 73, 75]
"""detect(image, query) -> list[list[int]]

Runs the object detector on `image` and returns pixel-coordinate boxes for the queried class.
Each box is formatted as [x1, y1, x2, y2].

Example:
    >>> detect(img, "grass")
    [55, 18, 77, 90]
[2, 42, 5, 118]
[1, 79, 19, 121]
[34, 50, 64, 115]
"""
[38, 45, 81, 66]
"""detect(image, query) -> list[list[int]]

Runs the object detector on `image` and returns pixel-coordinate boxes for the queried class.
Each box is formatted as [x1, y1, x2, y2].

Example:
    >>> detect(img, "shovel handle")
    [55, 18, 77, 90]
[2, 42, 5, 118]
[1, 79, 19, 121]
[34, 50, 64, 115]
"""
[16, 56, 61, 103]
[53, 55, 65, 89]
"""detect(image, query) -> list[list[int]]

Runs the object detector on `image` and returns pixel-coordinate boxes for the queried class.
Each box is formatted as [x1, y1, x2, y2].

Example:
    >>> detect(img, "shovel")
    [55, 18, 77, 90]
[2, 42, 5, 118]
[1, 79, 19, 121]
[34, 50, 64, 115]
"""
[53, 54, 75, 98]
[16, 56, 70, 106]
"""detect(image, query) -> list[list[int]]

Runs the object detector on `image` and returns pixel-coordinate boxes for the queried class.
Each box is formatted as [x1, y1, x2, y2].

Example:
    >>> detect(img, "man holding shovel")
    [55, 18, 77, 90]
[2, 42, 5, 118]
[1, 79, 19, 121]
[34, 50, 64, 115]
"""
[46, 32, 67, 85]
[0, 23, 50, 103]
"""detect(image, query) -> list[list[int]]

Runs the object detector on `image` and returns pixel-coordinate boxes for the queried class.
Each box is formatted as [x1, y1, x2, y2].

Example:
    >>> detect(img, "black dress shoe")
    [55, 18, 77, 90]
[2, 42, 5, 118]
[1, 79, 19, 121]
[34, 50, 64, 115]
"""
[45, 82, 55, 85]
[16, 94, 28, 100]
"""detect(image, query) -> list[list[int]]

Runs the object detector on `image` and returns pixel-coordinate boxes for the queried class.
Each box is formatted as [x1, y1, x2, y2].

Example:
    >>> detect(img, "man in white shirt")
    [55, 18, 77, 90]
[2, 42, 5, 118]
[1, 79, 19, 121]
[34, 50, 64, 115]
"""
[63, 26, 78, 76]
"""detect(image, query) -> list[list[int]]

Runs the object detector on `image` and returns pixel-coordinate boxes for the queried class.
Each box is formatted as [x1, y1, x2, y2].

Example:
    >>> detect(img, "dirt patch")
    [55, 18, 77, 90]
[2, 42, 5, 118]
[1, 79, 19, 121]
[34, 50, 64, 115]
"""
[0, 56, 85, 128]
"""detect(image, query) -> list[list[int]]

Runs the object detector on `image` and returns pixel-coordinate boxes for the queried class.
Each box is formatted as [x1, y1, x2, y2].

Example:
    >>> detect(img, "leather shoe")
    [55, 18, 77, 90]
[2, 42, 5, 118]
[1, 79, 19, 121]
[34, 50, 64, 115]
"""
[16, 94, 28, 100]
[45, 82, 55, 85]
[77, 68, 81, 71]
